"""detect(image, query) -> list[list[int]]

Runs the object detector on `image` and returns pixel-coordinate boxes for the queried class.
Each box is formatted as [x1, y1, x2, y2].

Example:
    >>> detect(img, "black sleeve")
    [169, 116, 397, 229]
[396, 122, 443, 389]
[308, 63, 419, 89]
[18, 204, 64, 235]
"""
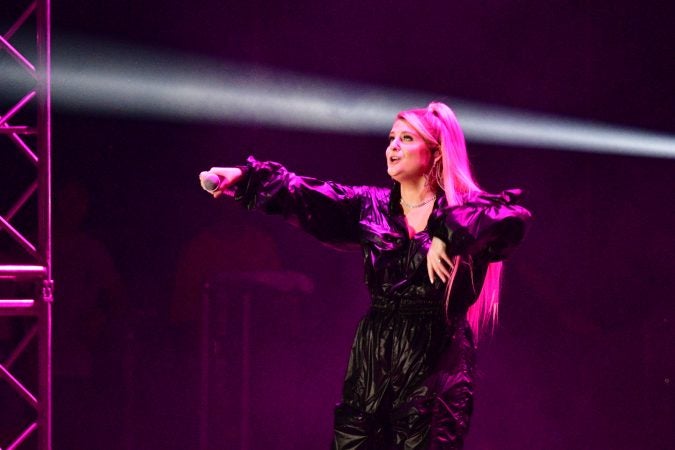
[233, 156, 367, 248]
[427, 189, 532, 261]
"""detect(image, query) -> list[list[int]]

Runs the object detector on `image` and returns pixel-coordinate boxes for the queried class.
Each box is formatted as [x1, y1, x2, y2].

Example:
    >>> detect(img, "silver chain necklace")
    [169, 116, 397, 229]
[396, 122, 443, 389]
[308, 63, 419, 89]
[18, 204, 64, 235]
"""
[400, 194, 436, 209]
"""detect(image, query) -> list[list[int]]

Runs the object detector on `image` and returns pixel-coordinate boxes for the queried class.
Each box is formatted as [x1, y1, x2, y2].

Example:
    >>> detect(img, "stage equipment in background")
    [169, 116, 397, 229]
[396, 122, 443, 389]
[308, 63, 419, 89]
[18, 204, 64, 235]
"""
[0, 1, 53, 449]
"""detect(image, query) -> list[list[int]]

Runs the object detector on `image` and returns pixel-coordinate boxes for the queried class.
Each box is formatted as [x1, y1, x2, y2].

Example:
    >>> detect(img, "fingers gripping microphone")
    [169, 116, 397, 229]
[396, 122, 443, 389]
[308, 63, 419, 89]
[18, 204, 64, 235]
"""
[200, 172, 222, 193]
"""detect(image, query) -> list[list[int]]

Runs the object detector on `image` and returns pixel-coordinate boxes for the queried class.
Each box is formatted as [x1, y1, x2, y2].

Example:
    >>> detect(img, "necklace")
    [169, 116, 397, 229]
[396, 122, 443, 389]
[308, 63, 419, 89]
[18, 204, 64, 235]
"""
[400, 194, 436, 209]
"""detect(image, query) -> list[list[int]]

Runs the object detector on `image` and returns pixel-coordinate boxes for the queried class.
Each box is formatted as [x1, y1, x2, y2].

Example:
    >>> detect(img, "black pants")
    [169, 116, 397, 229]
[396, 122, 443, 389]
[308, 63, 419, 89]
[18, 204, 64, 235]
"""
[332, 307, 475, 450]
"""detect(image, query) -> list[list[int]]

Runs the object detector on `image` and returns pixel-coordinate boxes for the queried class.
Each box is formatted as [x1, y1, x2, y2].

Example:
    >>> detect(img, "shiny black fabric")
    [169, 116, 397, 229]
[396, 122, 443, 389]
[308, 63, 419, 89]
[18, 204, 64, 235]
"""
[234, 157, 531, 449]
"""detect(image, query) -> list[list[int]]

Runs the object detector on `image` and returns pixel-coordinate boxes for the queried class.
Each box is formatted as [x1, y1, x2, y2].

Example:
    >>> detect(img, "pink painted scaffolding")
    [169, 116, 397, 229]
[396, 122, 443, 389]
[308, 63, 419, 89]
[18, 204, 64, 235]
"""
[0, 1, 53, 449]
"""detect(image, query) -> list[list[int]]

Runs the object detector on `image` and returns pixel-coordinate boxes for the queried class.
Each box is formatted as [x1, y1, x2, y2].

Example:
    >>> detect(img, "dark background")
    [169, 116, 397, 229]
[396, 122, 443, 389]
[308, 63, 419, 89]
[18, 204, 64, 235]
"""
[1, 1, 673, 449]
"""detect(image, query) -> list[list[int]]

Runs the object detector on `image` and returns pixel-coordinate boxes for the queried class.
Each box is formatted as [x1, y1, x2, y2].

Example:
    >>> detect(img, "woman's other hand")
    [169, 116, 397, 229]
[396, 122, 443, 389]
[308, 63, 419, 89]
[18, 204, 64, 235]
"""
[199, 167, 243, 198]
[427, 236, 454, 283]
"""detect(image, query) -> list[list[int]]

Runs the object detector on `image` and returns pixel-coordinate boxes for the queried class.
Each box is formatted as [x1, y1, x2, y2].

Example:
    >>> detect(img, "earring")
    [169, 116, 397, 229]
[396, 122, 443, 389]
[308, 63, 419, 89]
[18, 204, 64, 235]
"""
[433, 160, 444, 191]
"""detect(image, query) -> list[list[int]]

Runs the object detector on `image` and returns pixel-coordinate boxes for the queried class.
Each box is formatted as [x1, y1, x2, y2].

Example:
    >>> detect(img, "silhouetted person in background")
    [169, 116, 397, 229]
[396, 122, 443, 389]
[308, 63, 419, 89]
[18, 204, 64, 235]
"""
[167, 200, 286, 448]
[52, 180, 126, 450]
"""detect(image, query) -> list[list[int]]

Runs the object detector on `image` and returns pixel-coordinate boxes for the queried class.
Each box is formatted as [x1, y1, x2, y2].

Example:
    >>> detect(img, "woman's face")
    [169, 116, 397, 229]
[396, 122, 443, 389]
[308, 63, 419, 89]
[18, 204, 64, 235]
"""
[386, 119, 435, 183]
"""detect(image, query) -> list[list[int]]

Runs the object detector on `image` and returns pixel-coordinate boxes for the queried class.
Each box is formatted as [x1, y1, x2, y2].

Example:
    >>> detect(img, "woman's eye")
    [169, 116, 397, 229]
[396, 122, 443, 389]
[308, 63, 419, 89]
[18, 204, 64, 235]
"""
[402, 135, 413, 142]
[388, 136, 395, 142]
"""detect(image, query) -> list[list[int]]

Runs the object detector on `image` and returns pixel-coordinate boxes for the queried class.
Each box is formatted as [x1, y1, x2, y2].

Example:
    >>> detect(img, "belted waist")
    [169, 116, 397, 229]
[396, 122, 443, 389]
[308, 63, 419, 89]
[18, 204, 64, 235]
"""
[370, 294, 444, 315]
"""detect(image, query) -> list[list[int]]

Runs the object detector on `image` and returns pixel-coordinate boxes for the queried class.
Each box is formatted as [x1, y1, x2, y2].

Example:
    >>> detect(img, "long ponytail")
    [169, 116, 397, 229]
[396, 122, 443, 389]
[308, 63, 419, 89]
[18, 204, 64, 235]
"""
[398, 102, 502, 339]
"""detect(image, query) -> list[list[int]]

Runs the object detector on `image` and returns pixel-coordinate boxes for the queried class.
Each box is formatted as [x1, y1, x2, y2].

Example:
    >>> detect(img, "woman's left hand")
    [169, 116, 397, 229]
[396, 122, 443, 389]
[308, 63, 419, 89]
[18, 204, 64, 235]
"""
[427, 236, 454, 283]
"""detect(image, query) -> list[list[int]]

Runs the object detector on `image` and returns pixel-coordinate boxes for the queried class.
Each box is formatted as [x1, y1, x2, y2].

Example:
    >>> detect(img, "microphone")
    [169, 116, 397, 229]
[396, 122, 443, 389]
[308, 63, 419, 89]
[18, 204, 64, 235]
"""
[199, 171, 222, 193]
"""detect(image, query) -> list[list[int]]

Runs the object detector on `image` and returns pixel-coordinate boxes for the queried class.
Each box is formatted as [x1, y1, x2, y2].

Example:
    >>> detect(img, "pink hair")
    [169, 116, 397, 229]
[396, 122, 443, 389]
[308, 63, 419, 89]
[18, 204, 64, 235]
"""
[398, 102, 502, 339]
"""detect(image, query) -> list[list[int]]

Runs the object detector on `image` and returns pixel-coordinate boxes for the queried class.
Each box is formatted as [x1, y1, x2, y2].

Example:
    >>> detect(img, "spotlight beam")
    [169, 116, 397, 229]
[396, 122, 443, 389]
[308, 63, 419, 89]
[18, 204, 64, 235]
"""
[2, 39, 673, 158]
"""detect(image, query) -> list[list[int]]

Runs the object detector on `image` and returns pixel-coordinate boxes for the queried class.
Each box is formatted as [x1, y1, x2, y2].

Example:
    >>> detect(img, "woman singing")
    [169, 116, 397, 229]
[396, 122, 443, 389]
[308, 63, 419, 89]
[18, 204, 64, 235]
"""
[199, 102, 531, 449]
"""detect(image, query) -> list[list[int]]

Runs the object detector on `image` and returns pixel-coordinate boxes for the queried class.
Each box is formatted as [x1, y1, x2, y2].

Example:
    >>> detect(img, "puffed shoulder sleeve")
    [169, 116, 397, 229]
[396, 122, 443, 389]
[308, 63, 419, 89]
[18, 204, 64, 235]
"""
[232, 156, 366, 247]
[427, 189, 532, 261]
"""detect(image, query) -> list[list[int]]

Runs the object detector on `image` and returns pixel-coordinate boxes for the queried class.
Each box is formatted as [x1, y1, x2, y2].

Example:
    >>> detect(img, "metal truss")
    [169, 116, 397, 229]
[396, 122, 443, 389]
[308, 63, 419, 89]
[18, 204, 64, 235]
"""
[0, 1, 52, 449]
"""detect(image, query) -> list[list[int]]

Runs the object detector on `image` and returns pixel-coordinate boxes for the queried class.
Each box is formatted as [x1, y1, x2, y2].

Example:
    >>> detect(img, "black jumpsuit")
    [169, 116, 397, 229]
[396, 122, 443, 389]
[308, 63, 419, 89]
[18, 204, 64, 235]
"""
[233, 157, 531, 450]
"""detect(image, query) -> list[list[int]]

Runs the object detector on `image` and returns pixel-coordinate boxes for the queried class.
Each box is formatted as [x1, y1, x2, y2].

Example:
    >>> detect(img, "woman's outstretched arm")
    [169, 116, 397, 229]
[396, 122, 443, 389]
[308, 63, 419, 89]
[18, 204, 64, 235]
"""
[199, 156, 367, 248]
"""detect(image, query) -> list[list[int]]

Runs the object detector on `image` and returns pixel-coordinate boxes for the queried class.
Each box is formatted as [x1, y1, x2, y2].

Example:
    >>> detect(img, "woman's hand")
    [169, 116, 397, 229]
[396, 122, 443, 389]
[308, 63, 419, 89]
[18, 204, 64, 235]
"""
[199, 167, 243, 198]
[427, 236, 454, 283]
